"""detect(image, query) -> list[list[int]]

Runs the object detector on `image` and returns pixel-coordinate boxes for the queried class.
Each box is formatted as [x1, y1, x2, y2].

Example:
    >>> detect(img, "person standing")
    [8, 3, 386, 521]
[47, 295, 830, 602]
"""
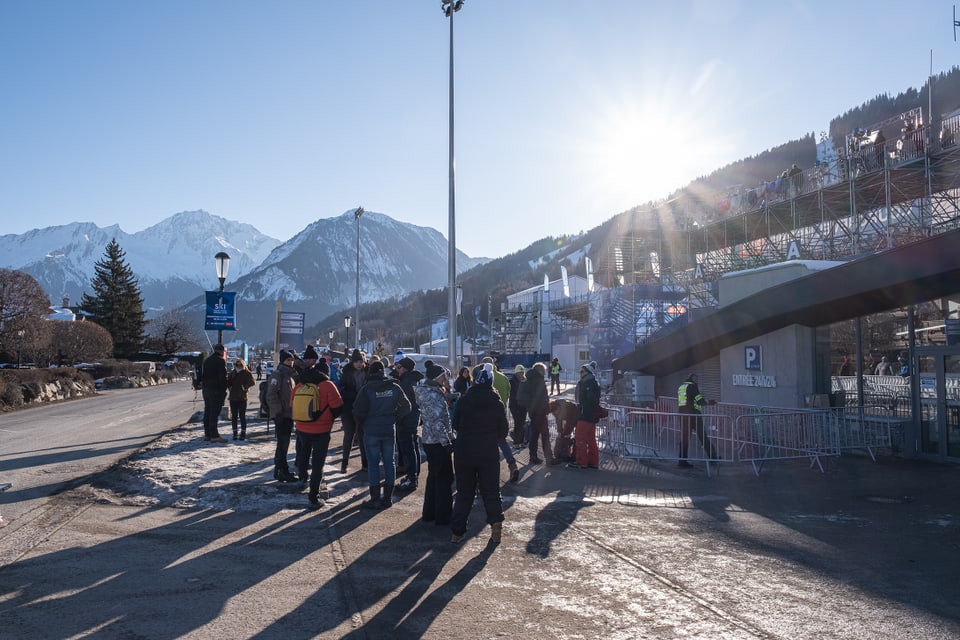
[569, 362, 601, 469]
[519, 362, 554, 465]
[415, 363, 456, 525]
[394, 357, 424, 492]
[226, 358, 256, 441]
[453, 367, 472, 395]
[338, 350, 368, 474]
[353, 360, 411, 510]
[200, 344, 229, 443]
[266, 350, 300, 482]
[549, 357, 563, 395]
[292, 362, 344, 510]
[255, 362, 263, 381]
[508, 365, 527, 447]
[473, 357, 519, 483]
[677, 373, 714, 468]
[450, 363, 509, 544]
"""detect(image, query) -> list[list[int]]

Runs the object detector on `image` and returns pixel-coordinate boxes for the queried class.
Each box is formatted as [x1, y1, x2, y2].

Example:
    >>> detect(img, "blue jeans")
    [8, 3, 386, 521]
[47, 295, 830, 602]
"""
[365, 433, 396, 488]
[497, 438, 516, 465]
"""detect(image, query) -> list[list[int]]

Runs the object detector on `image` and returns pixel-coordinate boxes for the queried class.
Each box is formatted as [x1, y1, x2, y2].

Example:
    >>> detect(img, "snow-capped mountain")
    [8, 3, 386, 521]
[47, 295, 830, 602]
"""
[191, 209, 488, 340]
[0, 211, 281, 311]
[1, 208, 489, 342]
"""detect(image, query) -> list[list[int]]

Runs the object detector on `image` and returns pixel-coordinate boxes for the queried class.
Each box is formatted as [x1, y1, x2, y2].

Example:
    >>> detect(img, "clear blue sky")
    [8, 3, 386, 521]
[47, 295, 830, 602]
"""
[2, 1, 957, 259]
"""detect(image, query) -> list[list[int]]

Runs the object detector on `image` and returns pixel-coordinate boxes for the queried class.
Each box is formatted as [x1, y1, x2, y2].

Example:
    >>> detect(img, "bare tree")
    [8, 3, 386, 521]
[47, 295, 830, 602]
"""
[44, 321, 114, 365]
[0, 269, 52, 363]
[144, 307, 204, 357]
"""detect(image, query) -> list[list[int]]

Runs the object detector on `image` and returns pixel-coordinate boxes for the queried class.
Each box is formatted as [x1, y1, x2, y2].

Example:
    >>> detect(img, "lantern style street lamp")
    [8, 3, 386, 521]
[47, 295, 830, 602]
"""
[214, 252, 231, 346]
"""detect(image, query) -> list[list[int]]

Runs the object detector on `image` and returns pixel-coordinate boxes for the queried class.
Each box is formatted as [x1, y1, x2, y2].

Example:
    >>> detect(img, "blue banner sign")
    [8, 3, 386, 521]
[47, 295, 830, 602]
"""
[205, 291, 237, 331]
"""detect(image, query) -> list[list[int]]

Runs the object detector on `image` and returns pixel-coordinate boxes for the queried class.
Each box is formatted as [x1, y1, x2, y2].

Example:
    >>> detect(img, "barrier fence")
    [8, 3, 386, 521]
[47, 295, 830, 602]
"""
[596, 400, 851, 476]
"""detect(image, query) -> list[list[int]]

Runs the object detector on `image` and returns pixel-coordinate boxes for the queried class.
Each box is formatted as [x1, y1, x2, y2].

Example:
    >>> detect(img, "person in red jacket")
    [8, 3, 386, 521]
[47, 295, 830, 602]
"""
[291, 363, 344, 510]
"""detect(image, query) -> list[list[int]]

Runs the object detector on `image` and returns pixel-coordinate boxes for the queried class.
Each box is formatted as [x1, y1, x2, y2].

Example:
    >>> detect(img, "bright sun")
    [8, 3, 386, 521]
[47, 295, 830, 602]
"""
[573, 65, 737, 214]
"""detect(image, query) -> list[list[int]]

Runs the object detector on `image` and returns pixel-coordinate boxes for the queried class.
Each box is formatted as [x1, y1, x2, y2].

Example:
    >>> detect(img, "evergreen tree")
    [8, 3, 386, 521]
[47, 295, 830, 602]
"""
[80, 239, 146, 359]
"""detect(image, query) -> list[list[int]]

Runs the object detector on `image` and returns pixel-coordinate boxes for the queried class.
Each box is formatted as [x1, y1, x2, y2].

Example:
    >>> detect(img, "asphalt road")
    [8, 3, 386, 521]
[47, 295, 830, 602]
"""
[0, 381, 198, 526]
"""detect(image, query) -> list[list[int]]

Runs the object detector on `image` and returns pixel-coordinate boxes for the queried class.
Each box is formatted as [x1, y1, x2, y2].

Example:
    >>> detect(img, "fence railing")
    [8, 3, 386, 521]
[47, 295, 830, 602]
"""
[596, 400, 865, 476]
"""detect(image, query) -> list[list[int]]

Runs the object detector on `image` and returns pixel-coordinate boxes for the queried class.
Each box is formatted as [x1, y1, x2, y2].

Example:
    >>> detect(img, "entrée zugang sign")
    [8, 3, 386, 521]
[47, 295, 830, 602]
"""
[732, 374, 777, 388]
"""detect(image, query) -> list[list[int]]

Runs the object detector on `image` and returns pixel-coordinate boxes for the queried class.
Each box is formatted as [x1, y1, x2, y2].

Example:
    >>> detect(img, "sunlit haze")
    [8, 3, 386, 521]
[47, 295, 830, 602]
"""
[1, 1, 955, 258]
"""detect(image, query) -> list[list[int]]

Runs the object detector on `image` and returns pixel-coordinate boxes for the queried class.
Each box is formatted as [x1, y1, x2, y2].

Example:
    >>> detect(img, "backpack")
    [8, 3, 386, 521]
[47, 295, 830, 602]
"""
[292, 383, 327, 422]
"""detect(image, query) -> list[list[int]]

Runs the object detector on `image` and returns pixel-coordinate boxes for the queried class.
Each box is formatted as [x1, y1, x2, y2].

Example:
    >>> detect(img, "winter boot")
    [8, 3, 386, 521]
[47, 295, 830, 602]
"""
[239, 429, 246, 441]
[508, 462, 519, 483]
[362, 486, 382, 510]
[381, 484, 395, 509]
[490, 521, 503, 544]
[232, 429, 238, 441]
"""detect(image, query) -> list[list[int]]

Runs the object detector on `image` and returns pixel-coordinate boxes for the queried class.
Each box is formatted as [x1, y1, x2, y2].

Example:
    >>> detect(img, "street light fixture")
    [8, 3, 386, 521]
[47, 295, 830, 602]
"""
[16, 329, 24, 369]
[442, 0, 464, 371]
[214, 251, 231, 346]
[328, 328, 335, 352]
[354, 207, 364, 349]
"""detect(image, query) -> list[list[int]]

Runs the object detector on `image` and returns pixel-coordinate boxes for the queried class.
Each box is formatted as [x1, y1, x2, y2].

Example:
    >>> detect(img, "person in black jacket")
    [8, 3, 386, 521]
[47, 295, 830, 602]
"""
[200, 344, 229, 443]
[353, 360, 411, 509]
[394, 357, 424, 491]
[450, 363, 509, 544]
[518, 362, 554, 465]
[337, 350, 368, 473]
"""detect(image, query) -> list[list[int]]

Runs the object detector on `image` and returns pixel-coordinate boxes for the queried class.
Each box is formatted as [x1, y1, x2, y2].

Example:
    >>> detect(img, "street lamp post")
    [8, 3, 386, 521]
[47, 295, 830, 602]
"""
[442, 0, 464, 371]
[328, 329, 335, 353]
[344, 315, 352, 352]
[354, 207, 364, 349]
[214, 251, 231, 346]
[16, 329, 24, 369]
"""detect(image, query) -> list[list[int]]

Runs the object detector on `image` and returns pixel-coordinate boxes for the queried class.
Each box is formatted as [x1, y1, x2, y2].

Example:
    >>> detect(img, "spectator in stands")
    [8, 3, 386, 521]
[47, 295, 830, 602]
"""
[788, 163, 803, 196]
[897, 354, 910, 377]
[873, 129, 886, 169]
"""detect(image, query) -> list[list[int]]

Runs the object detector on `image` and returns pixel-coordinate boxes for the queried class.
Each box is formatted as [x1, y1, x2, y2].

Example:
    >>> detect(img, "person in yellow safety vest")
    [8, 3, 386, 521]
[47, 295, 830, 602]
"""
[677, 373, 715, 468]
[549, 357, 563, 395]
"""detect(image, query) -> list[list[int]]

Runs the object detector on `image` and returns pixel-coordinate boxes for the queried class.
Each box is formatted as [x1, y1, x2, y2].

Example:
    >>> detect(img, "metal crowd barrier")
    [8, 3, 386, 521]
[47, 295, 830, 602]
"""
[834, 406, 897, 461]
[597, 402, 842, 476]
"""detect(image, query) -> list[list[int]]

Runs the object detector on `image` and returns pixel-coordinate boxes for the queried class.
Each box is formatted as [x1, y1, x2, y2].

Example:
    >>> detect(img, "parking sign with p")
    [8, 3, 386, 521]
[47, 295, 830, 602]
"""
[745, 345, 762, 370]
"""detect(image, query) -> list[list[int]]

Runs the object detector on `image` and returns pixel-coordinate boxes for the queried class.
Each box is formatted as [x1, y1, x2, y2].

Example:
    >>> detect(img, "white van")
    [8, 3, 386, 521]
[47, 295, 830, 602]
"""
[132, 361, 156, 373]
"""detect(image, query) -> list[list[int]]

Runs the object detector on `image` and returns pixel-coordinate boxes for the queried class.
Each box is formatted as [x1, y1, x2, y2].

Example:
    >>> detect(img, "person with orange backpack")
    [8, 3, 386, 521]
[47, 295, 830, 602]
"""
[291, 354, 344, 510]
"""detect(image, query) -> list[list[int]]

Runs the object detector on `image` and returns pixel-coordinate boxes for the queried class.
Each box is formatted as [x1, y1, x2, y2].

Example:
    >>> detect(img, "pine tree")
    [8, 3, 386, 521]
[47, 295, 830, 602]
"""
[80, 239, 146, 359]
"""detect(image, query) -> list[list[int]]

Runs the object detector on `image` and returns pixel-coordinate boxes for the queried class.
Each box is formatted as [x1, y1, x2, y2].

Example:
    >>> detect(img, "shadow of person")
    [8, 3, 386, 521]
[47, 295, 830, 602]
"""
[525, 492, 593, 558]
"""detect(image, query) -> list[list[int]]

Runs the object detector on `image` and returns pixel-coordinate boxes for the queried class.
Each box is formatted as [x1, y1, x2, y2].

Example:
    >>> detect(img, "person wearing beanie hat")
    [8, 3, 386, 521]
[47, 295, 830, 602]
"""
[425, 362, 447, 381]
[352, 356, 411, 509]
[569, 359, 602, 469]
[474, 362, 494, 386]
[450, 358, 509, 544]
[291, 355, 343, 510]
[394, 356, 425, 491]
[266, 348, 301, 482]
[338, 347, 369, 473]
[470, 359, 518, 481]
[302, 345, 319, 362]
[414, 362, 455, 526]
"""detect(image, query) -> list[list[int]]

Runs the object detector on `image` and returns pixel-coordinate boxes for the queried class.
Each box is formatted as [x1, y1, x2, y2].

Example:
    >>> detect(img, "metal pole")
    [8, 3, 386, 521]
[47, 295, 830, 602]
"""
[217, 281, 224, 346]
[446, 3, 458, 371]
[355, 207, 363, 349]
